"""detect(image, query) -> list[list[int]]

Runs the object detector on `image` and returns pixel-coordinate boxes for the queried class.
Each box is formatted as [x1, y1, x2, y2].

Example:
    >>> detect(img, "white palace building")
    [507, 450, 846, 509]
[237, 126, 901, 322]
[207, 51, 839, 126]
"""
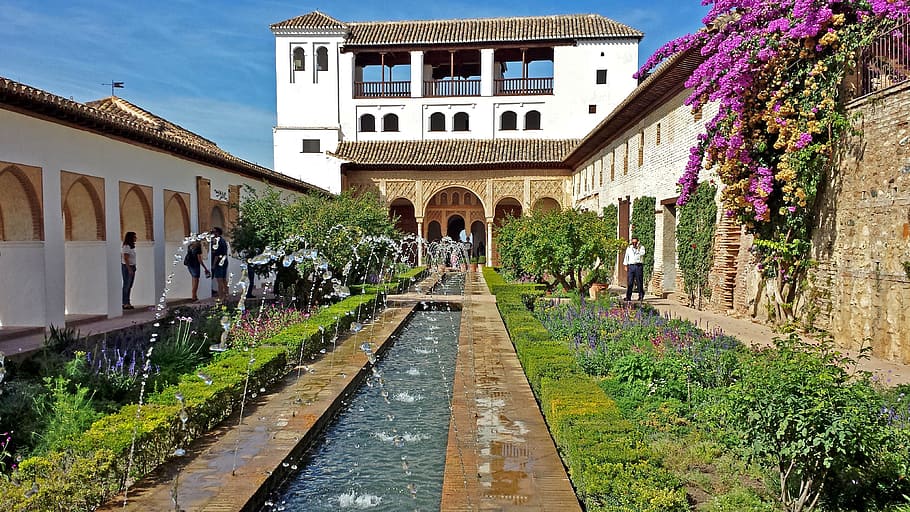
[270, 11, 642, 194]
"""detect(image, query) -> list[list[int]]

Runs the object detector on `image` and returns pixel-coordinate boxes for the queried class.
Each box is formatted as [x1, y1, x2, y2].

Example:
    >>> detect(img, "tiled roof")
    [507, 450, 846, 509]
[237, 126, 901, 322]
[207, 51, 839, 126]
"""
[86, 96, 220, 150]
[270, 11, 348, 31]
[272, 12, 642, 45]
[331, 139, 578, 169]
[0, 76, 325, 194]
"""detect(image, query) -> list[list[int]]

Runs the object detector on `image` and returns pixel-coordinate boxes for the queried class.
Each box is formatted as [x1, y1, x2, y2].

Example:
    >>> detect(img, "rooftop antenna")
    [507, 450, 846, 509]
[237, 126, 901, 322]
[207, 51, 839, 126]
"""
[102, 80, 125, 97]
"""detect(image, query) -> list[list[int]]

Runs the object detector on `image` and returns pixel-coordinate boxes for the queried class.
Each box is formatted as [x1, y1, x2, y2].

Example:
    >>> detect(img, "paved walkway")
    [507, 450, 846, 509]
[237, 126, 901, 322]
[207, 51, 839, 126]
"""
[441, 272, 580, 512]
[644, 294, 910, 387]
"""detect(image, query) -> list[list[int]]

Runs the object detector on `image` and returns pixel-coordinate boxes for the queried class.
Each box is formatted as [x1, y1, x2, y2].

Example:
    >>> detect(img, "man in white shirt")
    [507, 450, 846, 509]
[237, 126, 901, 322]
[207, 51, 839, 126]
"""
[623, 237, 646, 302]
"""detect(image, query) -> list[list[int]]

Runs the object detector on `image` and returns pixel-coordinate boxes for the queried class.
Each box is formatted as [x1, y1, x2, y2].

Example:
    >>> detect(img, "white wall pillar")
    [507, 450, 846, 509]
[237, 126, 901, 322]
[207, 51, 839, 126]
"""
[416, 218, 424, 267]
[105, 179, 123, 317]
[410, 51, 424, 98]
[42, 167, 64, 327]
[486, 218, 494, 266]
[480, 48, 495, 97]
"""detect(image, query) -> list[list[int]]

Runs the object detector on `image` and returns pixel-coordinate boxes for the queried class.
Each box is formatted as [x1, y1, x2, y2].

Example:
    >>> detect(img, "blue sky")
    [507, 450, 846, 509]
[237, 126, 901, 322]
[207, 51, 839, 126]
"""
[0, 0, 707, 168]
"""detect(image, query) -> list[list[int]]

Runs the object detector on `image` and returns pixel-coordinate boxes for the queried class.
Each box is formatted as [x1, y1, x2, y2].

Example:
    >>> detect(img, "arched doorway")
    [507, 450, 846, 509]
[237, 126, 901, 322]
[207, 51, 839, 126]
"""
[0, 164, 45, 327]
[427, 221, 442, 242]
[390, 198, 418, 264]
[62, 174, 107, 316]
[492, 197, 523, 266]
[470, 220, 485, 258]
[532, 197, 560, 213]
[424, 187, 484, 251]
[447, 214, 465, 240]
[165, 191, 192, 299]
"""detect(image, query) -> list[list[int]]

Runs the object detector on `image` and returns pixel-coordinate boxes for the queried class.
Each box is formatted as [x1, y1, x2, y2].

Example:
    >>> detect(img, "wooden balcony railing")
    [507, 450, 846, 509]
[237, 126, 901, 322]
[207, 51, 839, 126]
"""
[423, 79, 481, 97]
[354, 81, 411, 98]
[859, 20, 910, 96]
[494, 77, 554, 96]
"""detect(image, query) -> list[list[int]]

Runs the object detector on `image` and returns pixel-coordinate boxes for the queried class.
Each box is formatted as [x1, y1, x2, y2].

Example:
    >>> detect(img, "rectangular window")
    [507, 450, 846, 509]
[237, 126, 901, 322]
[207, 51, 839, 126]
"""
[588, 104, 597, 114]
[610, 152, 615, 181]
[638, 130, 644, 167]
[693, 107, 703, 122]
[596, 69, 607, 84]
[624, 142, 629, 175]
[301, 139, 321, 153]
[656, 123, 661, 145]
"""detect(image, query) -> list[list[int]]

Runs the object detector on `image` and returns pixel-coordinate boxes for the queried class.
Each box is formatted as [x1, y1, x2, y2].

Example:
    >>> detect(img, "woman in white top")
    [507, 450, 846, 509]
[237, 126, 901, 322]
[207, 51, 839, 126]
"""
[121, 231, 137, 309]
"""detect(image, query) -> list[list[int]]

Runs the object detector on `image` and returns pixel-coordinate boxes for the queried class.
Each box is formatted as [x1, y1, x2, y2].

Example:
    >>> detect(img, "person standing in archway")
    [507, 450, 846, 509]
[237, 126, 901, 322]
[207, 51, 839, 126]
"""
[210, 227, 229, 300]
[121, 231, 137, 310]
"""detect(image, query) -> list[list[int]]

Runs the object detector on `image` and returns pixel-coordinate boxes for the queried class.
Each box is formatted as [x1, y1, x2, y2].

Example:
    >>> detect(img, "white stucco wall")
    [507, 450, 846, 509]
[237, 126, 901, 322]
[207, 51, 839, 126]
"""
[571, 89, 719, 291]
[0, 242, 46, 327]
[0, 107, 305, 327]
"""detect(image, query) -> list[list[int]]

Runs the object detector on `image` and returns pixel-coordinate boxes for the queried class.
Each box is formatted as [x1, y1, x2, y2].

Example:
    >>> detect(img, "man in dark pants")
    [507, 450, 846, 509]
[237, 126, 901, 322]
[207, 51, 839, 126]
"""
[623, 237, 646, 302]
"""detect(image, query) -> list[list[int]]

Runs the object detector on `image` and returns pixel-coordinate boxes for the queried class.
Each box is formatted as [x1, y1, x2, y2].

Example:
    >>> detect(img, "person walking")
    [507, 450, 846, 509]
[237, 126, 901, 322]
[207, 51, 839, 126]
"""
[623, 236, 646, 302]
[185, 240, 210, 301]
[210, 227, 229, 299]
[121, 231, 137, 310]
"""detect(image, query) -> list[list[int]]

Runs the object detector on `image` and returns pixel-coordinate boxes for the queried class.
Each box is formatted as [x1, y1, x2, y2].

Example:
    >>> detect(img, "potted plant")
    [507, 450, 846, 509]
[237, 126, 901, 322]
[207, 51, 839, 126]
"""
[588, 268, 612, 300]
[469, 256, 478, 272]
[477, 255, 486, 269]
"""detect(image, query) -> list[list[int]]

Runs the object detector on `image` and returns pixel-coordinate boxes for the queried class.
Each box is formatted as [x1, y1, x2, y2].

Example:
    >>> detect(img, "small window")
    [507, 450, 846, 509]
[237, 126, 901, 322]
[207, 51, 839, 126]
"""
[429, 112, 446, 132]
[693, 106, 703, 122]
[360, 114, 376, 132]
[293, 47, 305, 72]
[316, 46, 329, 71]
[656, 123, 661, 145]
[623, 142, 629, 174]
[453, 112, 470, 132]
[382, 113, 399, 132]
[524, 110, 541, 130]
[588, 104, 597, 114]
[610, 152, 615, 181]
[500, 111, 517, 131]
[596, 69, 607, 84]
[638, 130, 644, 166]
[302, 139, 321, 153]
[452, 192, 460, 205]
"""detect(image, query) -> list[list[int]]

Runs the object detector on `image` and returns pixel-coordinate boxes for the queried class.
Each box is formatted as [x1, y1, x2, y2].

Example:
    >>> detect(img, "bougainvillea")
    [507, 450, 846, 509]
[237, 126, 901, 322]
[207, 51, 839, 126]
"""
[637, 0, 907, 321]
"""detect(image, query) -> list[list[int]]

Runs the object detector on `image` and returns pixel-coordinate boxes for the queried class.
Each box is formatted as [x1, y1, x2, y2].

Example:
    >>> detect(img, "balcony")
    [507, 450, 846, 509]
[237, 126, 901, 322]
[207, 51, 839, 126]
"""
[354, 81, 411, 98]
[423, 79, 481, 97]
[494, 77, 554, 96]
[858, 19, 910, 96]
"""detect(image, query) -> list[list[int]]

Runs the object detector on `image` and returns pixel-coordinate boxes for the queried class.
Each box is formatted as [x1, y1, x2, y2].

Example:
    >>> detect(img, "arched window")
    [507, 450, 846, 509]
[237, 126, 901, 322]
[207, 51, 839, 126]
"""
[452, 192, 460, 205]
[360, 114, 376, 132]
[429, 112, 446, 132]
[525, 110, 541, 130]
[453, 112, 469, 132]
[316, 46, 329, 71]
[500, 111, 517, 131]
[382, 113, 399, 132]
[293, 47, 305, 71]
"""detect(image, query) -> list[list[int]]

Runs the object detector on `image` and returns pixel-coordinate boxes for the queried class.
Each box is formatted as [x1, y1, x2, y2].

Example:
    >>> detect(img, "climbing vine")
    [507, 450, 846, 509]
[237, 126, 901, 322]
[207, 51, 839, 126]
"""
[631, 196, 656, 290]
[677, 182, 718, 309]
[636, 0, 907, 322]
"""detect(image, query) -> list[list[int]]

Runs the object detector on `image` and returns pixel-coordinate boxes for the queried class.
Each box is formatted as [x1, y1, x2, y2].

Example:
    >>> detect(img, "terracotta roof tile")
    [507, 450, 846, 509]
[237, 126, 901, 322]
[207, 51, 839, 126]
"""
[0, 76, 325, 194]
[270, 11, 348, 31]
[272, 12, 642, 45]
[331, 139, 578, 169]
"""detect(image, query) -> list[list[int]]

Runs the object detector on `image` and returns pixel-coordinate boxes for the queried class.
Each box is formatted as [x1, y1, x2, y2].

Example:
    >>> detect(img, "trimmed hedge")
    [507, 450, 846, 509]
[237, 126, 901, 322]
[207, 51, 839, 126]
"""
[481, 266, 546, 296]
[489, 271, 687, 511]
[0, 268, 424, 511]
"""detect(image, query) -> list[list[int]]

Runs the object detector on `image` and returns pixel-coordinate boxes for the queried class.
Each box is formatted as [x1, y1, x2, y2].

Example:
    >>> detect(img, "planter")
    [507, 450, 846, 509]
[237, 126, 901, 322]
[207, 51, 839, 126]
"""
[589, 282, 609, 300]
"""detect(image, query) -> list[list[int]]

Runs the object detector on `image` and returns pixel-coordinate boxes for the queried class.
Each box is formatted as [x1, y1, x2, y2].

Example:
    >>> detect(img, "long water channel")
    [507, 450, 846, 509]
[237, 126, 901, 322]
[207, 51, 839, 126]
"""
[263, 273, 464, 511]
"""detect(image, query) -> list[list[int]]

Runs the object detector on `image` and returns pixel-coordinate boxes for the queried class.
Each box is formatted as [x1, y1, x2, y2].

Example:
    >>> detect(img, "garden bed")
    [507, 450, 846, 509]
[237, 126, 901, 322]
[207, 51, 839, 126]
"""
[489, 270, 910, 512]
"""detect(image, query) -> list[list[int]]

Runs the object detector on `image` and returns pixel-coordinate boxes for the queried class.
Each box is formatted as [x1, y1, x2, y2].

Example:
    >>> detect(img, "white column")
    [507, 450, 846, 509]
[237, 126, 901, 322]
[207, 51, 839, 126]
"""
[410, 51, 424, 98]
[480, 48, 495, 96]
[42, 167, 65, 327]
[486, 218, 494, 266]
[416, 218, 424, 267]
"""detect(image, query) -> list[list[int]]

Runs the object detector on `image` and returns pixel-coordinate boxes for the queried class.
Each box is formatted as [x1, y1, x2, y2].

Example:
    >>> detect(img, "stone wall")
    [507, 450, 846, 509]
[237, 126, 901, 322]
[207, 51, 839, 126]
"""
[805, 81, 910, 363]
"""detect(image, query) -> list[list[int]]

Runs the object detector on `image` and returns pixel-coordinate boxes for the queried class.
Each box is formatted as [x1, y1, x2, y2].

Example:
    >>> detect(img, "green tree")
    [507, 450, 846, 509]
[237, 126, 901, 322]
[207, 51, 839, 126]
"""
[497, 208, 625, 295]
[677, 182, 717, 309]
[230, 186, 308, 276]
[630, 196, 656, 290]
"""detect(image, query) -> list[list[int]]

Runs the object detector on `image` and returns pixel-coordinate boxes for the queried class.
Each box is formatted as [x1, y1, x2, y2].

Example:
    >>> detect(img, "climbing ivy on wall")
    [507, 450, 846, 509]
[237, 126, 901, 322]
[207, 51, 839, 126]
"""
[677, 182, 717, 309]
[630, 196, 656, 290]
[600, 204, 620, 282]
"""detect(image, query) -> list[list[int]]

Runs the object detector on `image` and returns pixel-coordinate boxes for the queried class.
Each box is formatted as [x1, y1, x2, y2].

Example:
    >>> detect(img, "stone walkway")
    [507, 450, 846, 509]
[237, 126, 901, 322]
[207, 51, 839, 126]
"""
[645, 294, 910, 387]
[441, 272, 580, 512]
